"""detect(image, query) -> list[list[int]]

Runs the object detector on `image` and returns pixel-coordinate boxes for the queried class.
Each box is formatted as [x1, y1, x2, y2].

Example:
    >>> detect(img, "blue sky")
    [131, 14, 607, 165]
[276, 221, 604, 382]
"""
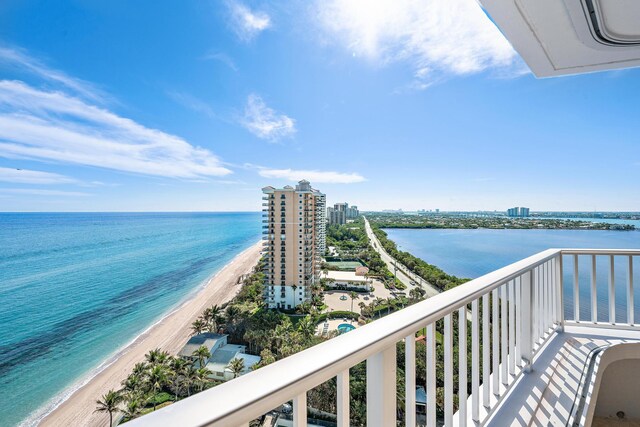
[0, 0, 638, 212]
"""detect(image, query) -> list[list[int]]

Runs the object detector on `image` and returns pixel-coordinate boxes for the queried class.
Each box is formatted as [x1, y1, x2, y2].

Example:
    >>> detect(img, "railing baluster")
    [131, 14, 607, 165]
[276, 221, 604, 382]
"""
[444, 314, 453, 426]
[515, 276, 522, 366]
[482, 293, 490, 406]
[629, 256, 635, 326]
[556, 255, 564, 329]
[592, 255, 598, 323]
[471, 300, 479, 421]
[426, 323, 436, 427]
[501, 284, 508, 385]
[508, 280, 515, 376]
[545, 262, 551, 331]
[492, 288, 499, 395]
[458, 307, 468, 427]
[337, 370, 350, 427]
[367, 346, 396, 426]
[532, 267, 538, 347]
[547, 261, 552, 329]
[544, 264, 547, 329]
[293, 393, 307, 427]
[404, 335, 415, 427]
[573, 254, 579, 321]
[610, 255, 616, 324]
[521, 269, 533, 372]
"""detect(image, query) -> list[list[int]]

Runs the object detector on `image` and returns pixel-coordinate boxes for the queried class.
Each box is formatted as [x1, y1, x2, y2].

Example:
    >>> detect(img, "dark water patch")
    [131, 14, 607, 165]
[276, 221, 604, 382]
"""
[0, 242, 245, 378]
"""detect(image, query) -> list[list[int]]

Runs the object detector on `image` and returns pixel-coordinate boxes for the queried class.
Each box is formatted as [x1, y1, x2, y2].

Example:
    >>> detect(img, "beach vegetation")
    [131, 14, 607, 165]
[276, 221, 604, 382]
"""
[227, 358, 245, 378]
[94, 389, 123, 427]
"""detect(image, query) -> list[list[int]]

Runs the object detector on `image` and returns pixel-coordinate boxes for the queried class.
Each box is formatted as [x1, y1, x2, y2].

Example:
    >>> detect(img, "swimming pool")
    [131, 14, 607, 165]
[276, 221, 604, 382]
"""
[337, 323, 356, 334]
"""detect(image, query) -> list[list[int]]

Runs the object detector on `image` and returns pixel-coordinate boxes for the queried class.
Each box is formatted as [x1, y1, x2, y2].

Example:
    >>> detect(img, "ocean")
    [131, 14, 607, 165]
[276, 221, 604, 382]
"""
[0, 212, 261, 426]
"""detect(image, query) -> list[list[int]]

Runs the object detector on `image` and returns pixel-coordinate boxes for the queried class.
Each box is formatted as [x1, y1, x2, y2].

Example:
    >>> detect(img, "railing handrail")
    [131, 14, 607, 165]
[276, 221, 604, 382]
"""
[559, 249, 640, 256]
[129, 248, 574, 426]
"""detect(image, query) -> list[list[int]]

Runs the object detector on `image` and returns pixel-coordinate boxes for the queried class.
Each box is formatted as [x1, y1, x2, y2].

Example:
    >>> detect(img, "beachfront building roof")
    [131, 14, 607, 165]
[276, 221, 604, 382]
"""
[177, 333, 227, 361]
[325, 270, 371, 291]
[205, 343, 261, 382]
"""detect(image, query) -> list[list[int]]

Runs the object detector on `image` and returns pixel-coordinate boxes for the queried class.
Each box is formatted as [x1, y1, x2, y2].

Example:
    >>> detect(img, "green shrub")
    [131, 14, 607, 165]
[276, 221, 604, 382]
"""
[315, 311, 359, 323]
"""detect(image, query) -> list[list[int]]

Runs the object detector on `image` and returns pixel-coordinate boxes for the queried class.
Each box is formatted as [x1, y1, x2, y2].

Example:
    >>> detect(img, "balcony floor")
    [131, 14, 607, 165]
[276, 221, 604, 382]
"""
[485, 326, 640, 427]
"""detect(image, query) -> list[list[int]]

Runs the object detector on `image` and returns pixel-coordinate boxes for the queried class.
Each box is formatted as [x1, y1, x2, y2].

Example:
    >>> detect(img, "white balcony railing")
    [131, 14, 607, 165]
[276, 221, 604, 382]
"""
[128, 248, 640, 427]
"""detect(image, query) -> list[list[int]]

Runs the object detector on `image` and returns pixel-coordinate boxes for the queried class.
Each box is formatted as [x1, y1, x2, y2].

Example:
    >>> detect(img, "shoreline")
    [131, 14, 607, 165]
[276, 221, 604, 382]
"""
[33, 240, 262, 427]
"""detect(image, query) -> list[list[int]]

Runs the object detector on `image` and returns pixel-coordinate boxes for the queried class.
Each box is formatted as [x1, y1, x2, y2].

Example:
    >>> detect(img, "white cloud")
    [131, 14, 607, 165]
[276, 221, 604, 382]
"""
[227, 1, 271, 42]
[167, 91, 218, 119]
[0, 167, 79, 184]
[203, 51, 238, 71]
[241, 94, 296, 141]
[0, 80, 232, 179]
[258, 168, 366, 184]
[0, 46, 106, 102]
[0, 188, 90, 197]
[315, 0, 521, 87]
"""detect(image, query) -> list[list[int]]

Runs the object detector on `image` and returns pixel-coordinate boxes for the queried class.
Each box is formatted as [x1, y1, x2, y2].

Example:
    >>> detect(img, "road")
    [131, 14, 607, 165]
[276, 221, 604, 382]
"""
[363, 216, 441, 298]
[363, 217, 473, 321]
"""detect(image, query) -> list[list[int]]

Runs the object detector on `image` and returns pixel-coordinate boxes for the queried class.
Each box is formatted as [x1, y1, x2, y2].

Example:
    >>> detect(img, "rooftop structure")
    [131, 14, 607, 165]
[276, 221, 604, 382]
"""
[205, 344, 260, 382]
[324, 270, 372, 291]
[177, 333, 227, 361]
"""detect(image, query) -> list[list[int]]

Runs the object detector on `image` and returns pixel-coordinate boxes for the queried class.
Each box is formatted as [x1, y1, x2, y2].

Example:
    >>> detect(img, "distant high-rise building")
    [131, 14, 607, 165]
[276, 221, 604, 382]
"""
[328, 202, 359, 225]
[261, 180, 325, 310]
[507, 207, 530, 217]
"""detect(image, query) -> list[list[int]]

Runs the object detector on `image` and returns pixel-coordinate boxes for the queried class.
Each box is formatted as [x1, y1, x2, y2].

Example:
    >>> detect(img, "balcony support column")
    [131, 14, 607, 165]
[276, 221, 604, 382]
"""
[367, 345, 397, 427]
[521, 269, 534, 373]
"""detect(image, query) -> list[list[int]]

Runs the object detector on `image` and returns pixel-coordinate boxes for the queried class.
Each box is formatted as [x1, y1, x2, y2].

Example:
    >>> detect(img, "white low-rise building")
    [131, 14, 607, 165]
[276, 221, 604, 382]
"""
[179, 333, 261, 381]
[324, 270, 371, 291]
[205, 343, 261, 382]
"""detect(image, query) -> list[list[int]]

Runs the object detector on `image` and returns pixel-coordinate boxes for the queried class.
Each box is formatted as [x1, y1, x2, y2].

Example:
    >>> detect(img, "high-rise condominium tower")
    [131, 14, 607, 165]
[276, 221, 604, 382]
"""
[261, 180, 326, 310]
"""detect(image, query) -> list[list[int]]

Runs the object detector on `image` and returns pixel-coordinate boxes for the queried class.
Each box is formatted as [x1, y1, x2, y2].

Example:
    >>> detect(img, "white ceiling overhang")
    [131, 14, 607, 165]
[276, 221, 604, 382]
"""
[480, 0, 640, 77]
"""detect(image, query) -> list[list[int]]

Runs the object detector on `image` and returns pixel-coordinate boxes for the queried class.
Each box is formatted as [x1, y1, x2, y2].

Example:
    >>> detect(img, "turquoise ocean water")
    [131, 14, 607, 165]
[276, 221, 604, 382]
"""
[0, 212, 260, 426]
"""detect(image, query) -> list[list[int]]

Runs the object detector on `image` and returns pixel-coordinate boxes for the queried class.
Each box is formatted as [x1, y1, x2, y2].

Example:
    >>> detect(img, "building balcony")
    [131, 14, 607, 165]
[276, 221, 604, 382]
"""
[128, 248, 640, 427]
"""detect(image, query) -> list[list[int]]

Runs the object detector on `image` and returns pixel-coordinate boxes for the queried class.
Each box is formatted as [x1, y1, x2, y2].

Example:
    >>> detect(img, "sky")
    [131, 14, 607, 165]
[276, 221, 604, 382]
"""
[0, 0, 638, 212]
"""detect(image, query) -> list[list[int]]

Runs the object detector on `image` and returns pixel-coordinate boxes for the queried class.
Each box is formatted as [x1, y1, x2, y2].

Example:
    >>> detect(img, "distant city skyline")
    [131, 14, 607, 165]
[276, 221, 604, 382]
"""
[0, 1, 638, 212]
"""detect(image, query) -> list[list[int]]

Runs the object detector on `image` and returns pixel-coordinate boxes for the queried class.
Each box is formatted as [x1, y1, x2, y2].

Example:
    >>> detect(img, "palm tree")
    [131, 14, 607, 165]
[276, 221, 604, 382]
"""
[94, 389, 123, 427]
[156, 350, 170, 366]
[225, 305, 240, 329]
[227, 357, 245, 378]
[291, 284, 298, 308]
[169, 358, 189, 400]
[297, 316, 317, 344]
[132, 362, 147, 377]
[191, 318, 206, 336]
[122, 397, 142, 421]
[121, 374, 143, 397]
[183, 365, 199, 397]
[145, 348, 162, 365]
[146, 365, 171, 411]
[196, 367, 212, 391]
[192, 345, 211, 369]
[349, 291, 359, 313]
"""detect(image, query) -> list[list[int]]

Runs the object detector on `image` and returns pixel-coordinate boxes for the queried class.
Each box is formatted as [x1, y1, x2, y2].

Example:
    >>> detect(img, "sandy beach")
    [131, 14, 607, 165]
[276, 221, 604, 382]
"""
[38, 240, 262, 427]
